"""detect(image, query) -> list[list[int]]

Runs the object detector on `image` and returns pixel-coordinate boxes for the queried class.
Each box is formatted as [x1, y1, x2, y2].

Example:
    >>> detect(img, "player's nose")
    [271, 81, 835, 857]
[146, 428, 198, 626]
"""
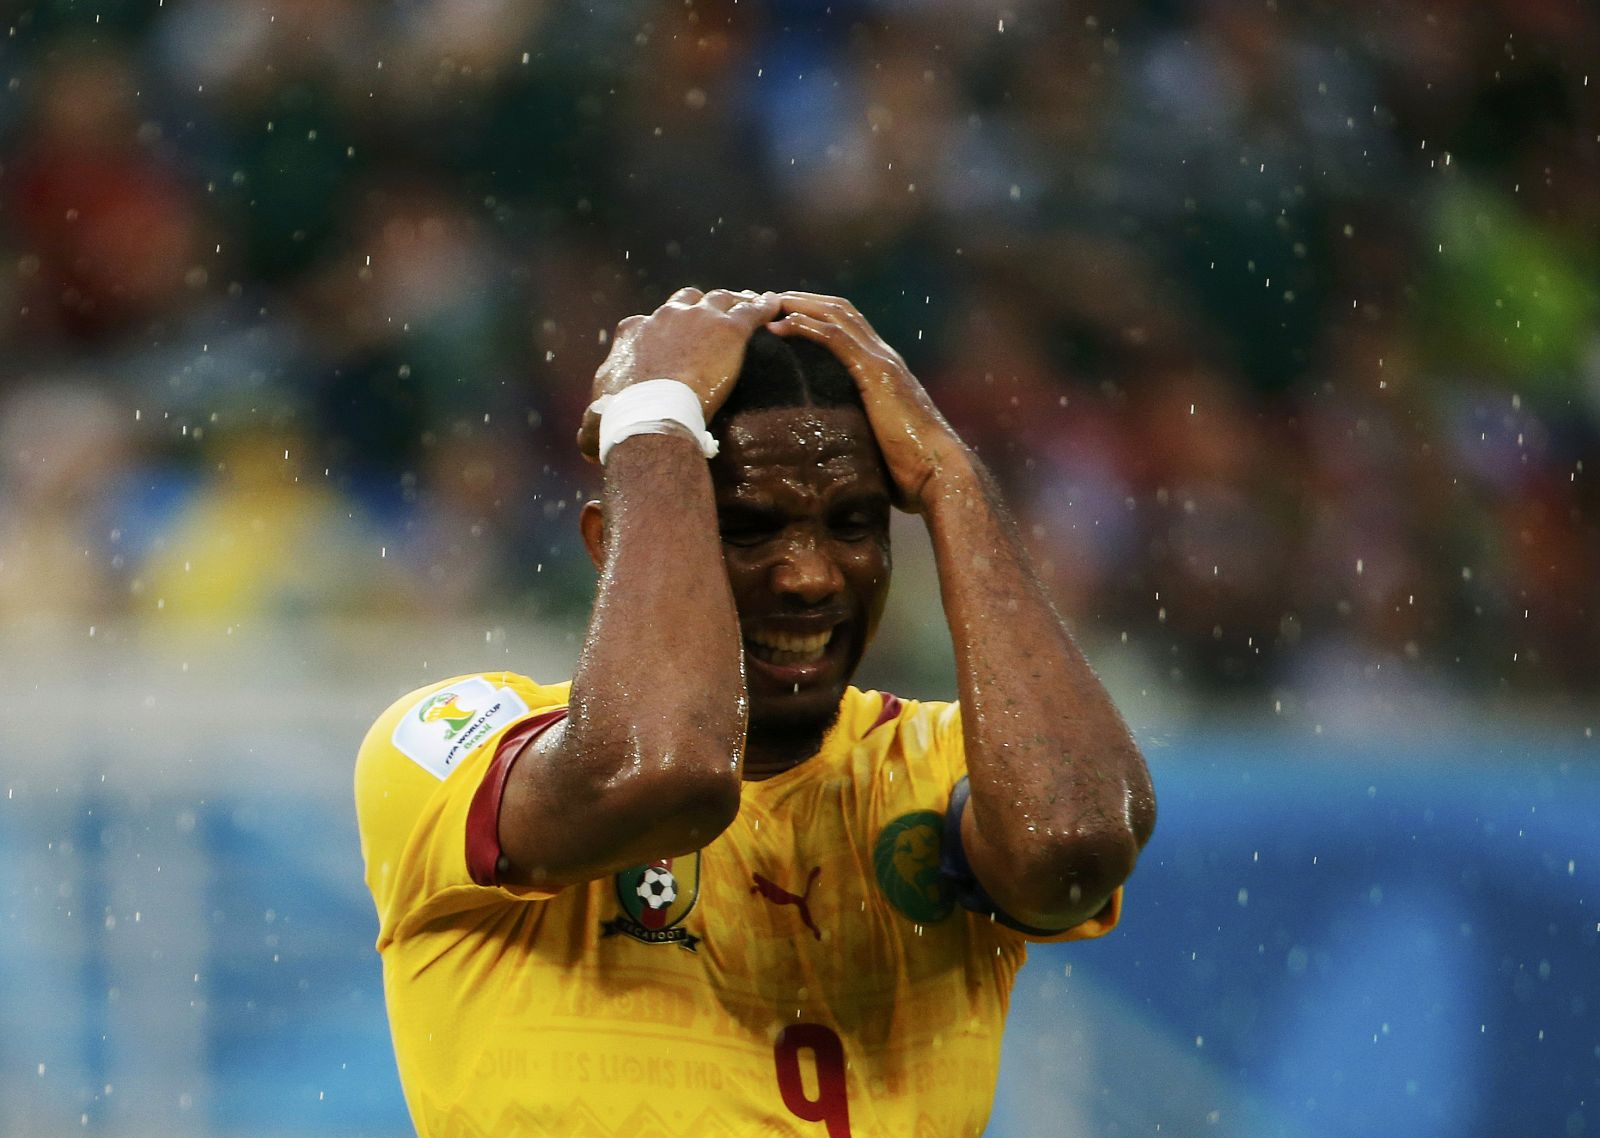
[770, 536, 844, 605]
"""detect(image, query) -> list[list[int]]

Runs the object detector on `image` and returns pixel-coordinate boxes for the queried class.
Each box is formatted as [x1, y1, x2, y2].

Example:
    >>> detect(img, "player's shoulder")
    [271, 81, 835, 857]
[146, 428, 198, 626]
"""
[357, 672, 572, 782]
[840, 688, 965, 804]
[845, 686, 961, 751]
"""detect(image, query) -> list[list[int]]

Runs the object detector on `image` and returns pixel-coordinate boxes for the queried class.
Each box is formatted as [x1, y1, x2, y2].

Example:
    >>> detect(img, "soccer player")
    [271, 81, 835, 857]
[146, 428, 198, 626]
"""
[355, 287, 1156, 1136]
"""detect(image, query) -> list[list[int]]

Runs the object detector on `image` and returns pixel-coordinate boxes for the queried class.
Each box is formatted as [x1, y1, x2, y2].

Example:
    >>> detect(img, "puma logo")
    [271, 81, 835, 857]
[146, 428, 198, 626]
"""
[751, 867, 823, 941]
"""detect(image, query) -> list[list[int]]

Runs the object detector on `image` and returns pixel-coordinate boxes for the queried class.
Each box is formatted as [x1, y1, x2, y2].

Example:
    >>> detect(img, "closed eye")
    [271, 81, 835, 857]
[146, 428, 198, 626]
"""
[718, 506, 783, 548]
[829, 500, 889, 542]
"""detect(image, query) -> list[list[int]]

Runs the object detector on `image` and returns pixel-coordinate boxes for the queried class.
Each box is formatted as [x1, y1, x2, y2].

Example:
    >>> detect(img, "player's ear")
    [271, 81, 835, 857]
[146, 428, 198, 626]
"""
[579, 500, 606, 568]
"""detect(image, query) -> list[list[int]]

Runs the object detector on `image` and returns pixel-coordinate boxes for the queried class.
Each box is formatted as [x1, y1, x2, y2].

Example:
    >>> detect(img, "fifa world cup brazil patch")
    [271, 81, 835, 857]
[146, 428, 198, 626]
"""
[602, 854, 702, 951]
[874, 811, 955, 924]
[392, 677, 531, 779]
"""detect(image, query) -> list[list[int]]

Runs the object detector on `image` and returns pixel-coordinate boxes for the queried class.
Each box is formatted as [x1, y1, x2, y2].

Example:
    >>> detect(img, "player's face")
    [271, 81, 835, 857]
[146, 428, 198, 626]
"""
[711, 404, 892, 745]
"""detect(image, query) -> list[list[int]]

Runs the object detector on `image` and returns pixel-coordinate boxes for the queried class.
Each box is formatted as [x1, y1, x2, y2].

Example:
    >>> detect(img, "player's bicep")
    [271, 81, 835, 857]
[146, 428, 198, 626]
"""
[464, 708, 571, 892]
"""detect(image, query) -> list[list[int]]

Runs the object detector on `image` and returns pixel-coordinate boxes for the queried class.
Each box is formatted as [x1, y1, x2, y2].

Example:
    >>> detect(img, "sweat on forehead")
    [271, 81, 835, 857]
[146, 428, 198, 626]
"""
[709, 404, 887, 494]
[713, 404, 878, 464]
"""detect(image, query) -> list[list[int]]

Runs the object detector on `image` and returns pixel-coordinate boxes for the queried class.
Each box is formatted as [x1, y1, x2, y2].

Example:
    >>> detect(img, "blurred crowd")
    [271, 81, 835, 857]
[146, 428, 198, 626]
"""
[0, 0, 1596, 708]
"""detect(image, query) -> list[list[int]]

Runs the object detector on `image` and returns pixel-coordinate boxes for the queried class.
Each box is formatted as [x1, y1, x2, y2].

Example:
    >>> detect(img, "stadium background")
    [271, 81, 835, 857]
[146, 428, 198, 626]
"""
[0, 1, 1595, 1135]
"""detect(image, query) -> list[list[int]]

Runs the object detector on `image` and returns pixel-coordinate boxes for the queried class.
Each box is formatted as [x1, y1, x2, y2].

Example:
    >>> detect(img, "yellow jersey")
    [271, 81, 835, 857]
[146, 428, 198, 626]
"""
[355, 673, 1120, 1137]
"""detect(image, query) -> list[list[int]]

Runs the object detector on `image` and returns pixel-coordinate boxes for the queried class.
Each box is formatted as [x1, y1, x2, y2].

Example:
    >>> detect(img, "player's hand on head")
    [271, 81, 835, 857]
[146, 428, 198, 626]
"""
[577, 286, 782, 462]
[768, 291, 967, 512]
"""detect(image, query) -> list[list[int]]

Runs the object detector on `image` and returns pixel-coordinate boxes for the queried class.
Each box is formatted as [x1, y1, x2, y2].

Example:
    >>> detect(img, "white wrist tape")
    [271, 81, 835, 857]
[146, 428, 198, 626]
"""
[590, 379, 720, 463]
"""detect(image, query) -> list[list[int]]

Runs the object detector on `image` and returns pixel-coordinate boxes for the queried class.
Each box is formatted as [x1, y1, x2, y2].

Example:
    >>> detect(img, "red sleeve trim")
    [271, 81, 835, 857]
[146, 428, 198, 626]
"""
[868, 692, 903, 734]
[465, 708, 569, 886]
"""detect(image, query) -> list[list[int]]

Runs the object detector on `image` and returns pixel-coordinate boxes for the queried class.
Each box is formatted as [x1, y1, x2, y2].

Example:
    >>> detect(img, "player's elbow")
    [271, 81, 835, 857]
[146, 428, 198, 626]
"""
[1034, 776, 1155, 901]
[596, 740, 743, 853]
[1060, 826, 1142, 892]
[650, 722, 745, 816]
[656, 765, 744, 845]
[1008, 826, 1144, 926]
[554, 708, 746, 845]
[570, 702, 744, 802]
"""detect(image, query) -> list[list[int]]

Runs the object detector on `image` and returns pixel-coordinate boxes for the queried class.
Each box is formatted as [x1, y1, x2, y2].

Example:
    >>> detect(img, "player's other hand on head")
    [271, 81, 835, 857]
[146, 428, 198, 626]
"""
[577, 287, 782, 462]
[768, 291, 968, 512]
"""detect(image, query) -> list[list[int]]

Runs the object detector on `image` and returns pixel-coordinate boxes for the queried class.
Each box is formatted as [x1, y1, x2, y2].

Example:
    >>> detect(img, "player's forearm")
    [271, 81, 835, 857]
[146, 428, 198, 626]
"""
[923, 450, 1154, 928]
[495, 434, 745, 888]
[565, 434, 747, 815]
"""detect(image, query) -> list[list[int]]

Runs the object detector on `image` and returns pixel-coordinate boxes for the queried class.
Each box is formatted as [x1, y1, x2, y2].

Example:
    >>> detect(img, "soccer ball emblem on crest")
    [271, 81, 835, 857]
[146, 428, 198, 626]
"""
[606, 854, 701, 947]
[636, 865, 678, 910]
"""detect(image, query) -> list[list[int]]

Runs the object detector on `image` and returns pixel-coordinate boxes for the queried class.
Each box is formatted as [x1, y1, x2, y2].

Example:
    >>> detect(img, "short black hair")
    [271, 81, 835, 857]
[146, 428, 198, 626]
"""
[712, 329, 864, 429]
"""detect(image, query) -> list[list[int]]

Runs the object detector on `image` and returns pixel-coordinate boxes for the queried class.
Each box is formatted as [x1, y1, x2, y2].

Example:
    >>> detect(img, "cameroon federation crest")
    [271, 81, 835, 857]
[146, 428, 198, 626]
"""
[602, 854, 702, 951]
[874, 811, 955, 924]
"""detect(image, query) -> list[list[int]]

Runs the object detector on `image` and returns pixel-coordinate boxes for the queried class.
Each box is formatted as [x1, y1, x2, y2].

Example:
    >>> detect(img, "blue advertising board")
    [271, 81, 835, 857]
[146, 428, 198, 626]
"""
[3, 727, 1595, 1136]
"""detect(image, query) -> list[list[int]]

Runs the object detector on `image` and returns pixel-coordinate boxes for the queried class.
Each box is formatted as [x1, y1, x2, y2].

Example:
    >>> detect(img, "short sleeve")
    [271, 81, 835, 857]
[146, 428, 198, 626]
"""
[1008, 887, 1121, 943]
[353, 672, 569, 950]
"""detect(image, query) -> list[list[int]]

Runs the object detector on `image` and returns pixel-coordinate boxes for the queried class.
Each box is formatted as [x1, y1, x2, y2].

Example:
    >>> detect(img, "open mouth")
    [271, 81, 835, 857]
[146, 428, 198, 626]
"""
[744, 628, 835, 667]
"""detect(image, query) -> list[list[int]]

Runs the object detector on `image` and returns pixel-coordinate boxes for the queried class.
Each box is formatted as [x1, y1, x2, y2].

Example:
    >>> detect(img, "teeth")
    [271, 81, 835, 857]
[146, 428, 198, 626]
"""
[750, 630, 831, 653]
[746, 628, 833, 664]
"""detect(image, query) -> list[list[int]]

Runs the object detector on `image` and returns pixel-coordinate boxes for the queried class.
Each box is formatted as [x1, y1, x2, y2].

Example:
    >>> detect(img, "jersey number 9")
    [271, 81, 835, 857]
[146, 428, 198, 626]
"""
[774, 1023, 852, 1136]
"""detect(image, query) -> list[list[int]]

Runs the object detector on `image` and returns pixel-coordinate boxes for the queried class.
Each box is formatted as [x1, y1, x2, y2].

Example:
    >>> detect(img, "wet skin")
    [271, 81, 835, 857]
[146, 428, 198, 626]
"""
[709, 404, 893, 775]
